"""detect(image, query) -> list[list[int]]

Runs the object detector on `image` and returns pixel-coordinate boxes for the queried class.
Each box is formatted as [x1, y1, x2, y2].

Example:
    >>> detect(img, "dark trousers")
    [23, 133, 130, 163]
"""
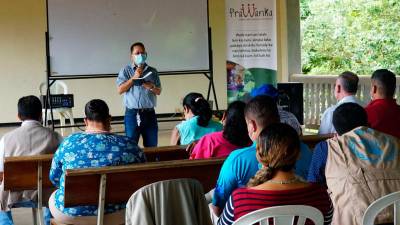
[124, 108, 158, 147]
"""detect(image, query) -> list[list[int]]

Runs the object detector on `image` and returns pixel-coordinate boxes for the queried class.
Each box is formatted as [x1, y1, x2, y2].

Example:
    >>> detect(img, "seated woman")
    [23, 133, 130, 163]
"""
[190, 101, 251, 159]
[218, 123, 333, 225]
[49, 99, 146, 225]
[170, 92, 222, 145]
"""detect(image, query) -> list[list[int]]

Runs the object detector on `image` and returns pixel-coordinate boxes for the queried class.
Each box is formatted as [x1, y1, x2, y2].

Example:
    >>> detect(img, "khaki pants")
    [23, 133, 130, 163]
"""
[48, 192, 124, 225]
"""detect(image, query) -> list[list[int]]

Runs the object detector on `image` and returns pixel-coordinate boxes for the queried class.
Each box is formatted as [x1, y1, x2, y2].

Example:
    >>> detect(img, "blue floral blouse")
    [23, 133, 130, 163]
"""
[49, 132, 146, 216]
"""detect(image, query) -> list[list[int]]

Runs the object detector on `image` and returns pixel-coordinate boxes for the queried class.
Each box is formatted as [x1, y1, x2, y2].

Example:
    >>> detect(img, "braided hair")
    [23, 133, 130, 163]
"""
[247, 123, 300, 187]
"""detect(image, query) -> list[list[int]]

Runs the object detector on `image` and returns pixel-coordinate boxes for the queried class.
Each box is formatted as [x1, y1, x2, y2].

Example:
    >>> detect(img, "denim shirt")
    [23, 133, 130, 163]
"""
[116, 63, 161, 109]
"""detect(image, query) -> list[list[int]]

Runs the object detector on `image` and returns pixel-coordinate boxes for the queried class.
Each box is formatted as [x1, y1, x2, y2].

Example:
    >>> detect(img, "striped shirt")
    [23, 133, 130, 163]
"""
[218, 184, 333, 225]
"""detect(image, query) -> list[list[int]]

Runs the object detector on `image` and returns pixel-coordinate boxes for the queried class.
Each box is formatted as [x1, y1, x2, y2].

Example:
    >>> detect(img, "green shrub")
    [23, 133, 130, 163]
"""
[301, 0, 400, 75]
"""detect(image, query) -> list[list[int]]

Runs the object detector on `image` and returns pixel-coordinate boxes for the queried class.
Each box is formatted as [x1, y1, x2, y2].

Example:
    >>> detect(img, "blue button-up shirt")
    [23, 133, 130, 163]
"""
[116, 63, 161, 109]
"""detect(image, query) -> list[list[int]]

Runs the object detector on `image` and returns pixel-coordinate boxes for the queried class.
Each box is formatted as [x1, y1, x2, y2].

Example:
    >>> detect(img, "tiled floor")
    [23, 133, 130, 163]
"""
[1, 120, 178, 225]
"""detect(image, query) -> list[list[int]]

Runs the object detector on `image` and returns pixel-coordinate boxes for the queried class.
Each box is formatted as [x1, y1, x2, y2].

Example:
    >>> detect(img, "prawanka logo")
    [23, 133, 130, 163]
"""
[229, 3, 273, 20]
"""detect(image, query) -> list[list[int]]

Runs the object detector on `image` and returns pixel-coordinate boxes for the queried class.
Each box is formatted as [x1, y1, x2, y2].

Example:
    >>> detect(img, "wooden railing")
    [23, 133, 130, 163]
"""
[291, 74, 400, 129]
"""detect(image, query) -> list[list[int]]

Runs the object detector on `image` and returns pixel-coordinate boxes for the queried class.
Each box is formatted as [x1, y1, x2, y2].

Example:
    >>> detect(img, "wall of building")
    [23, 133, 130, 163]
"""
[0, 0, 298, 124]
[0, 0, 227, 123]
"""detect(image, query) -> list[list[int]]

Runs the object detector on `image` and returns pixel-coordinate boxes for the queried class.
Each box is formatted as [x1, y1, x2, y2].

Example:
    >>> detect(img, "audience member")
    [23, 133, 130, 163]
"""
[308, 103, 368, 184]
[218, 123, 333, 225]
[170, 93, 222, 145]
[0, 95, 61, 225]
[249, 84, 313, 179]
[49, 99, 145, 224]
[319, 71, 360, 134]
[250, 84, 302, 135]
[312, 102, 400, 225]
[365, 69, 400, 138]
[211, 96, 279, 216]
[190, 101, 251, 159]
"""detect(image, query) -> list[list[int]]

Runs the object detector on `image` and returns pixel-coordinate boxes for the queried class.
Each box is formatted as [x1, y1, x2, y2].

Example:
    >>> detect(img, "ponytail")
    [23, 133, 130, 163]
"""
[182, 93, 212, 127]
[193, 98, 212, 127]
[247, 166, 274, 187]
[247, 123, 300, 187]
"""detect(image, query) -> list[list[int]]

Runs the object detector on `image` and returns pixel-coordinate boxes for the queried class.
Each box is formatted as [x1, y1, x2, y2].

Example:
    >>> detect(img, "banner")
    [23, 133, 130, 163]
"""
[225, 0, 277, 103]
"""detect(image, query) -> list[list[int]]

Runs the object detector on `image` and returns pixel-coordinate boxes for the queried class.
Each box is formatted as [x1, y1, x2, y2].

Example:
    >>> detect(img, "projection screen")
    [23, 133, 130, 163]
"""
[47, 0, 210, 76]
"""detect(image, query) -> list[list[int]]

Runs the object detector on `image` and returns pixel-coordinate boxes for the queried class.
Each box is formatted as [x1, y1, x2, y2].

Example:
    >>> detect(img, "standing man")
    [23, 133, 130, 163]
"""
[319, 71, 360, 134]
[117, 42, 161, 147]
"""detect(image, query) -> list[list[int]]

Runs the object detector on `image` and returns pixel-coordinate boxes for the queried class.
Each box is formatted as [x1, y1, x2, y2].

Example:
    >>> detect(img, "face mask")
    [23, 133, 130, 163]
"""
[134, 53, 147, 66]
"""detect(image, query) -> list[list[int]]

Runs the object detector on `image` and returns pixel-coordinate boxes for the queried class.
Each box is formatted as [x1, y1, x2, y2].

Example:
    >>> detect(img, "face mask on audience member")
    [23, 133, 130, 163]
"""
[134, 53, 147, 66]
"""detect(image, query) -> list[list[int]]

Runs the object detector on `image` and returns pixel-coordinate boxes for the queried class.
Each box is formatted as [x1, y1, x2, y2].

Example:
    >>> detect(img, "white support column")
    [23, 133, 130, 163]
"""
[277, 0, 289, 82]
[37, 162, 44, 225]
[395, 200, 399, 225]
[97, 174, 107, 225]
[32, 208, 38, 225]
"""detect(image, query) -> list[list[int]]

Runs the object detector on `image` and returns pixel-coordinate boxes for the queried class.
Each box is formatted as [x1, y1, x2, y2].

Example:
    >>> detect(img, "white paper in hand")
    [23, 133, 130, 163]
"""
[132, 71, 152, 80]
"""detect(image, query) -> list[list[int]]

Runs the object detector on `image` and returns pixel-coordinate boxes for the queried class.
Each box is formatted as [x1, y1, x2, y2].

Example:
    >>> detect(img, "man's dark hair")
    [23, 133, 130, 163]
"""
[130, 42, 145, 53]
[245, 95, 280, 128]
[371, 69, 397, 98]
[18, 95, 42, 121]
[338, 71, 359, 94]
[223, 101, 252, 147]
[85, 99, 110, 123]
[333, 103, 368, 135]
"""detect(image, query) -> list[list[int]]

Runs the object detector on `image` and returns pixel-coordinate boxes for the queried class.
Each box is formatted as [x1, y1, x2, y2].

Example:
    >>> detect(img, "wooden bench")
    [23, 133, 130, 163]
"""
[2, 145, 188, 225]
[143, 145, 188, 161]
[300, 134, 333, 149]
[3, 154, 54, 225]
[57, 158, 225, 225]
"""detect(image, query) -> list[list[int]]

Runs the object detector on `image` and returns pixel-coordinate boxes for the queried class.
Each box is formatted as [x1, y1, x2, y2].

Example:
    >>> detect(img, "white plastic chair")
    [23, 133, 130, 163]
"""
[40, 81, 75, 136]
[232, 205, 324, 225]
[363, 191, 400, 225]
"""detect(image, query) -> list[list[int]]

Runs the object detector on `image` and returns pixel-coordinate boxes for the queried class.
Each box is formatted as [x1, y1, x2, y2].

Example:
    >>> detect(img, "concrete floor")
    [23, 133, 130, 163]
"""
[0, 120, 178, 225]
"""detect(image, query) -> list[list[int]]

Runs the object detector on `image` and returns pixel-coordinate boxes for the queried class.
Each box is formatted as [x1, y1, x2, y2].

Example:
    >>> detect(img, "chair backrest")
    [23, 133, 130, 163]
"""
[232, 205, 324, 225]
[126, 178, 212, 225]
[63, 158, 224, 207]
[363, 191, 400, 225]
[39, 81, 68, 95]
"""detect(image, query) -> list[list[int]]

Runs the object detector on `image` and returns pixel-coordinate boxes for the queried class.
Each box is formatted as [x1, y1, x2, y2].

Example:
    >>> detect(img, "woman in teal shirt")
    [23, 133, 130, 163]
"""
[170, 92, 222, 145]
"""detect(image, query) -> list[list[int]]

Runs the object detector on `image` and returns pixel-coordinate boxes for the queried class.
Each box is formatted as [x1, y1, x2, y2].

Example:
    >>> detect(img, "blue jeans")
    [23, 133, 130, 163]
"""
[0, 201, 51, 225]
[125, 108, 158, 147]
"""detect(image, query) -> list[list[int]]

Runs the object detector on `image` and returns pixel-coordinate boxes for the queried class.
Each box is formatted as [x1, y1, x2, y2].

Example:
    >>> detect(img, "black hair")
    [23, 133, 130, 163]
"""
[130, 42, 145, 53]
[247, 123, 300, 187]
[18, 95, 42, 121]
[371, 69, 397, 97]
[182, 92, 212, 127]
[339, 71, 359, 94]
[244, 95, 280, 128]
[333, 102, 368, 135]
[84, 99, 110, 123]
[223, 101, 252, 147]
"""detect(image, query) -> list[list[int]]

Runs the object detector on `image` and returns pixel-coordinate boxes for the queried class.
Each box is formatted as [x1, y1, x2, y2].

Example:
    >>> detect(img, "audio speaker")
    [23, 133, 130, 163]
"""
[277, 83, 303, 125]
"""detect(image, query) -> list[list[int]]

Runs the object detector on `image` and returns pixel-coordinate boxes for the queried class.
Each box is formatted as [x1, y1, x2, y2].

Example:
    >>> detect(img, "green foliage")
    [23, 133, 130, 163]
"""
[301, 0, 400, 75]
